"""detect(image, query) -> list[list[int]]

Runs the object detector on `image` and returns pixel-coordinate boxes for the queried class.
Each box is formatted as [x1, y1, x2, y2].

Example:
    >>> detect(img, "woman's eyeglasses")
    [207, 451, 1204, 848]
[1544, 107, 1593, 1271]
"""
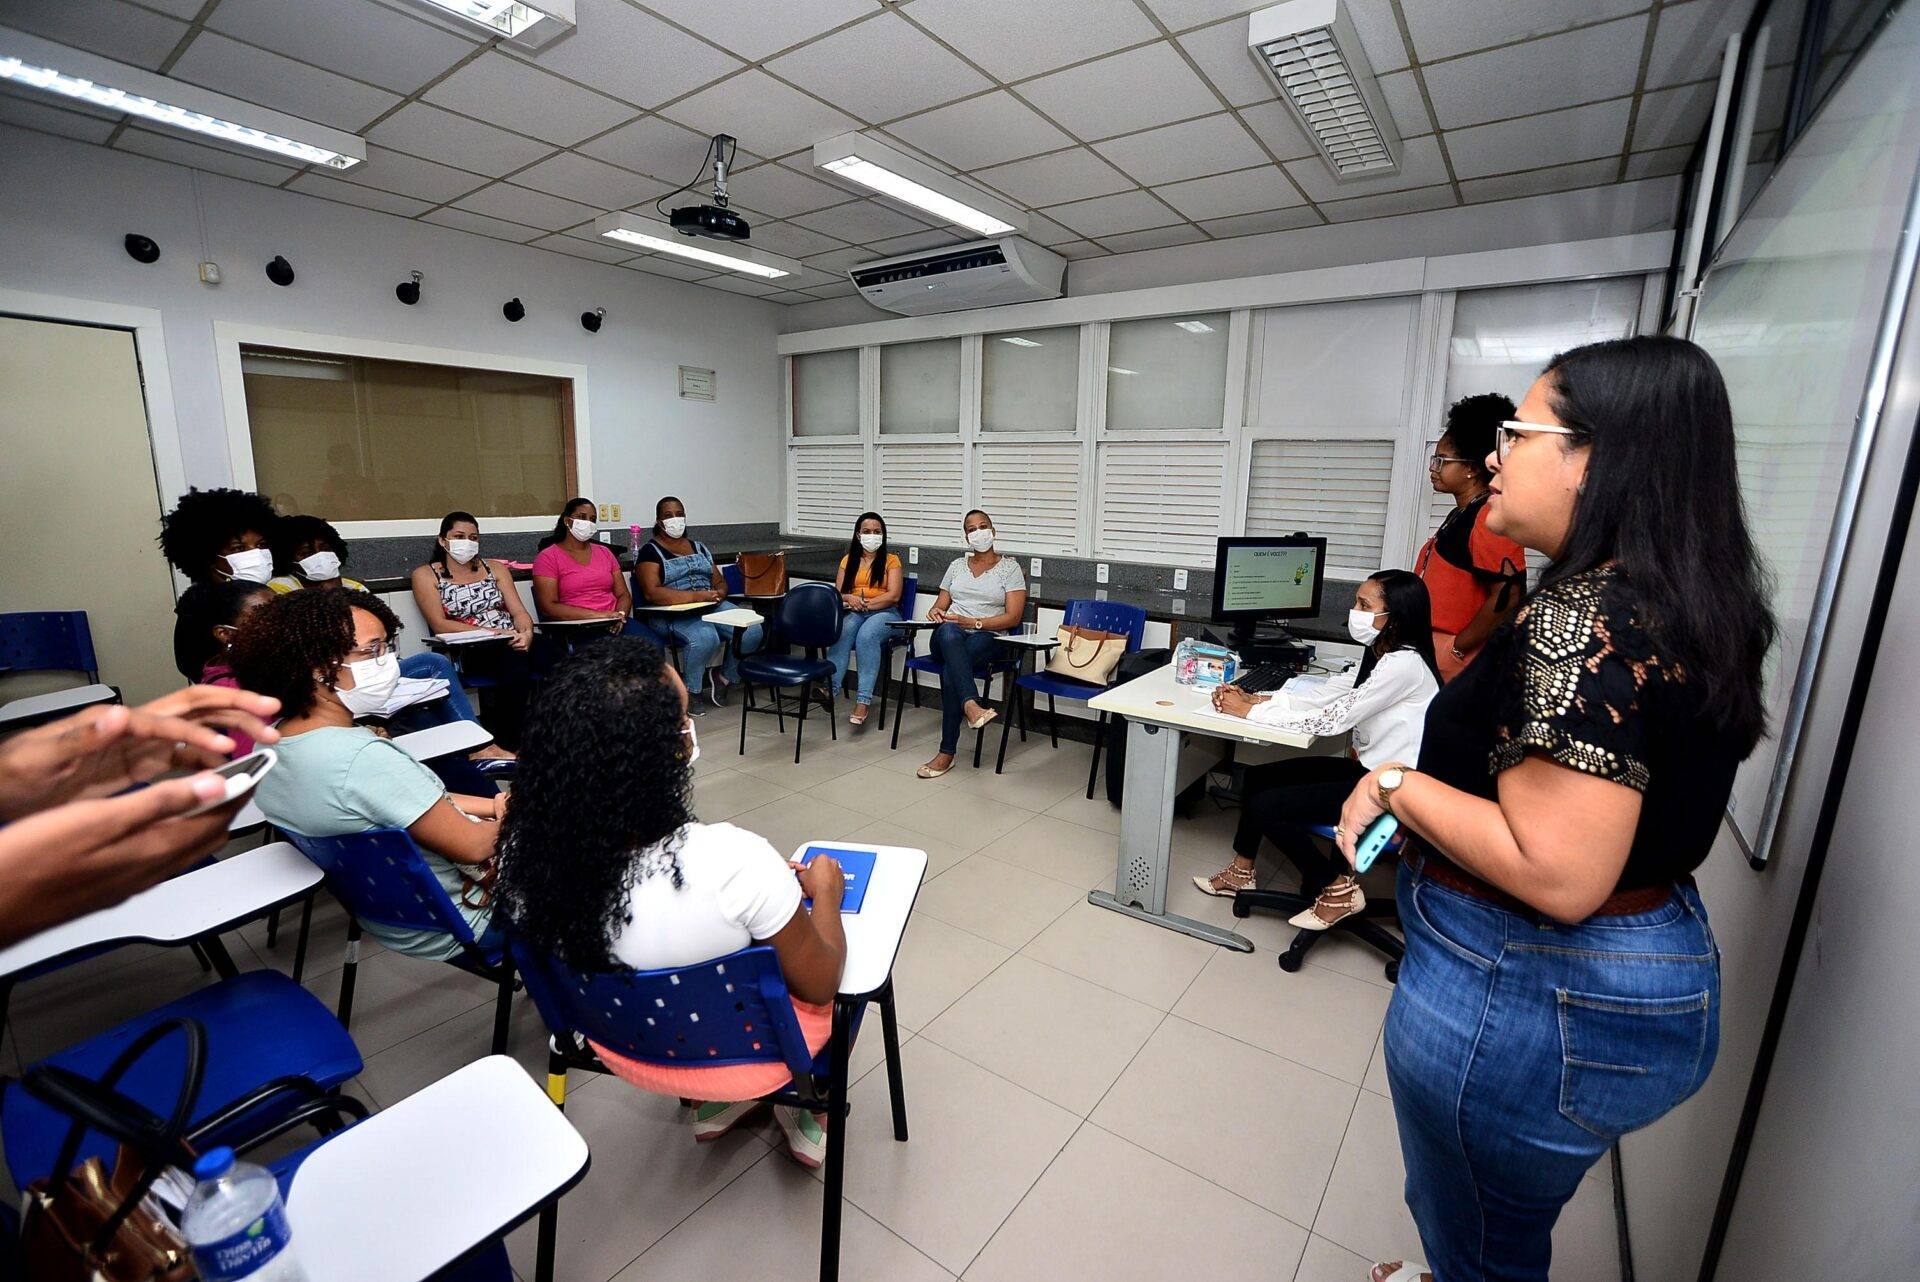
[1428, 453, 1472, 469]
[1496, 420, 1578, 463]
[344, 639, 392, 661]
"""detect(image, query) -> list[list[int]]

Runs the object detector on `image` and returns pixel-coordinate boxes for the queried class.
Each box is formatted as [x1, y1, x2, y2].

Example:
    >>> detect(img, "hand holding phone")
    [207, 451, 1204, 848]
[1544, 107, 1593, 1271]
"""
[1353, 813, 1400, 874]
[181, 748, 278, 818]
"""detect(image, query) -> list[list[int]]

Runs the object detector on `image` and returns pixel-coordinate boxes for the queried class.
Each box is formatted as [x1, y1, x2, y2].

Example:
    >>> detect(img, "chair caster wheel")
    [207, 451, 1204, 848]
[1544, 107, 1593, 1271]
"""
[1277, 951, 1305, 973]
[1385, 960, 1400, 983]
[1230, 899, 1252, 919]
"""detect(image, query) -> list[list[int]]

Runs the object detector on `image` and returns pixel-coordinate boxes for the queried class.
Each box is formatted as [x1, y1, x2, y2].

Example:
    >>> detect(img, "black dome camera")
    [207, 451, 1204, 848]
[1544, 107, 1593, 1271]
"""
[395, 271, 422, 306]
[265, 255, 295, 286]
[124, 233, 160, 264]
[581, 308, 604, 333]
[502, 297, 526, 323]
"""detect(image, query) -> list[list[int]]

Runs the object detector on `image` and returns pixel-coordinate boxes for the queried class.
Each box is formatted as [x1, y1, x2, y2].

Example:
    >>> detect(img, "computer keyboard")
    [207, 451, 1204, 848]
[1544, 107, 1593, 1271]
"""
[1234, 663, 1298, 694]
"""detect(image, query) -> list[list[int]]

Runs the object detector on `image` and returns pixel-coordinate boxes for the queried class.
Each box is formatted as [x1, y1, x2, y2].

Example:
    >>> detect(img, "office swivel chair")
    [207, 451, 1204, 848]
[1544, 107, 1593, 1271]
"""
[1229, 822, 1404, 982]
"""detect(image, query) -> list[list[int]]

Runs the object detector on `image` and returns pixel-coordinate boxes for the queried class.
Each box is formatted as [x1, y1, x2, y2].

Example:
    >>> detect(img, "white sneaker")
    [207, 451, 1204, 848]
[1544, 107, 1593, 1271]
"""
[689, 1099, 763, 1141]
[773, 1104, 828, 1169]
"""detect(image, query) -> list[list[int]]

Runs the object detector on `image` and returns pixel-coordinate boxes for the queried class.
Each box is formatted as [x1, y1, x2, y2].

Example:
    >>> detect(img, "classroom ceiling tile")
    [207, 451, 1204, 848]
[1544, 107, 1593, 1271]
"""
[529, 231, 635, 263]
[1397, 0, 1646, 63]
[1236, 100, 1315, 161]
[883, 92, 1073, 171]
[1137, 0, 1409, 72]
[368, 103, 555, 176]
[452, 182, 601, 231]
[1175, 18, 1283, 109]
[699, 274, 784, 297]
[1460, 157, 1623, 204]
[636, 0, 882, 63]
[865, 227, 970, 256]
[1196, 205, 1323, 238]
[725, 161, 858, 219]
[765, 13, 993, 124]
[0, 90, 120, 144]
[1043, 189, 1184, 237]
[131, 0, 209, 17]
[203, 0, 475, 96]
[747, 220, 854, 259]
[802, 245, 873, 274]
[1094, 112, 1267, 187]
[576, 114, 717, 179]
[168, 32, 403, 132]
[790, 197, 933, 241]
[903, 0, 1161, 84]
[1100, 223, 1208, 253]
[1053, 239, 1109, 259]
[287, 172, 435, 217]
[112, 126, 300, 185]
[1016, 43, 1222, 141]
[1421, 17, 1647, 130]
[1155, 164, 1306, 220]
[1320, 183, 1457, 222]
[974, 148, 1133, 208]
[623, 254, 717, 281]
[0, 0, 187, 72]
[804, 280, 861, 298]
[1624, 146, 1694, 180]
[1022, 211, 1084, 246]
[336, 145, 489, 204]
[1441, 99, 1632, 180]
[1631, 82, 1718, 151]
[423, 52, 635, 146]
[513, 151, 668, 210]
[1282, 132, 1448, 202]
[420, 206, 546, 243]
[515, 0, 744, 108]
[1373, 70, 1433, 138]
[661, 70, 860, 161]
[1644, 0, 1762, 90]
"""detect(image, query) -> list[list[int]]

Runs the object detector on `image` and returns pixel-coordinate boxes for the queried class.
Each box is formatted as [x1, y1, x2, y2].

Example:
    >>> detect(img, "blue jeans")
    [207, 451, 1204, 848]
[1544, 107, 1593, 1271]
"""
[643, 617, 762, 694]
[932, 623, 1003, 754]
[826, 608, 903, 704]
[1384, 859, 1720, 1281]
[399, 651, 479, 724]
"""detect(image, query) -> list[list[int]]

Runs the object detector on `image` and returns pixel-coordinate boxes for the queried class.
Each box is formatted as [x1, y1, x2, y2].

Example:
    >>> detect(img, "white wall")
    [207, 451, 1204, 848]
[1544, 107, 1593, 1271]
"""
[0, 127, 787, 526]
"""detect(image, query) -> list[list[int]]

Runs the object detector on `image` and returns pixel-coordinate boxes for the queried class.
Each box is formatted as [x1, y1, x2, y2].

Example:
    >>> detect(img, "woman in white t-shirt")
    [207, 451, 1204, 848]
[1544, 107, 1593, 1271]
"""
[917, 509, 1028, 779]
[493, 637, 849, 1168]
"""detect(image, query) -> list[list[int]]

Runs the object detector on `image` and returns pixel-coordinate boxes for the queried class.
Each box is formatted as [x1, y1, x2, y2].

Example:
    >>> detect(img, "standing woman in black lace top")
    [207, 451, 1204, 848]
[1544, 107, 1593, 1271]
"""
[1339, 336, 1775, 1282]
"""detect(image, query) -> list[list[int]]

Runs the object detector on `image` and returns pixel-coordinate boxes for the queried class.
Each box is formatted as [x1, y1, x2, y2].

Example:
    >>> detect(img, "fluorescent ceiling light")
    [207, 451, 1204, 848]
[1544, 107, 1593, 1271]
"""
[999, 336, 1043, 347]
[402, 0, 575, 46]
[813, 133, 1026, 239]
[1173, 320, 1215, 333]
[0, 27, 364, 169]
[1247, 0, 1400, 181]
[594, 211, 800, 280]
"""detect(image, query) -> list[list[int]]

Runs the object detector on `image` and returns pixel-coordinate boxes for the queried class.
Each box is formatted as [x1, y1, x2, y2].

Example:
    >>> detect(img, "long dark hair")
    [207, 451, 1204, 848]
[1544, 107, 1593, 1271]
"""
[494, 638, 695, 971]
[1539, 335, 1775, 750]
[427, 510, 478, 571]
[172, 580, 272, 680]
[1356, 569, 1439, 685]
[539, 497, 594, 550]
[840, 511, 890, 592]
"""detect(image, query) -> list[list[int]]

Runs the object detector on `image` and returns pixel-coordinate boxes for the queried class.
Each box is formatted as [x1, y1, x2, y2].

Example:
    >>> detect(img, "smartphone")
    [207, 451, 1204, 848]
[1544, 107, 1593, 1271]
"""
[181, 748, 278, 818]
[1353, 812, 1400, 874]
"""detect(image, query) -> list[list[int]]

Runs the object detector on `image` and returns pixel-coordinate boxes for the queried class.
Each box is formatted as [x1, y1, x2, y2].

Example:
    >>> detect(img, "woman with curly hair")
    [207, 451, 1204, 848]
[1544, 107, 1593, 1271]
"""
[172, 580, 276, 755]
[157, 487, 279, 584]
[266, 514, 369, 593]
[230, 589, 505, 960]
[493, 637, 848, 1168]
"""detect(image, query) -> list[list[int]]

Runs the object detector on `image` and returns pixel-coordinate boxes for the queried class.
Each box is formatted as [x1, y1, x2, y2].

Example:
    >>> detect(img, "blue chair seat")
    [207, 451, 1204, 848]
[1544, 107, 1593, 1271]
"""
[2, 971, 362, 1188]
[1016, 670, 1105, 700]
[740, 654, 835, 685]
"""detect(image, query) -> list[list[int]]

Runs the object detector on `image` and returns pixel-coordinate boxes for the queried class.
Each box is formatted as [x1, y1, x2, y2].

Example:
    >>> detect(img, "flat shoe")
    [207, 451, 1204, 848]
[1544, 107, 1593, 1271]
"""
[966, 707, 997, 730]
[916, 762, 953, 779]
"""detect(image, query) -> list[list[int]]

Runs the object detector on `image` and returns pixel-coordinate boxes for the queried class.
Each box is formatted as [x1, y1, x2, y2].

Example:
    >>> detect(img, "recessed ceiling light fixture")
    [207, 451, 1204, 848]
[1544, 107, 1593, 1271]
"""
[0, 27, 365, 170]
[594, 211, 800, 280]
[813, 133, 1025, 238]
[402, 0, 576, 47]
[1247, 0, 1400, 181]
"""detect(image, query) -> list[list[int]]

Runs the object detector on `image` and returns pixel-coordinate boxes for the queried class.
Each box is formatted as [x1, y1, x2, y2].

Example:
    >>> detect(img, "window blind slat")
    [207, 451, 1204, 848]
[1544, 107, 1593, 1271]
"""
[878, 443, 965, 541]
[790, 444, 866, 536]
[978, 440, 1080, 554]
[1246, 438, 1393, 574]
[1097, 441, 1227, 561]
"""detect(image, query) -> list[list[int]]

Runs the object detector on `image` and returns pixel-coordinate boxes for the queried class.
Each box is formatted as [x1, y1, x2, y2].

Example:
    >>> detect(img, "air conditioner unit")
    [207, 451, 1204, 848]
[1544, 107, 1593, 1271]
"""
[849, 237, 1064, 316]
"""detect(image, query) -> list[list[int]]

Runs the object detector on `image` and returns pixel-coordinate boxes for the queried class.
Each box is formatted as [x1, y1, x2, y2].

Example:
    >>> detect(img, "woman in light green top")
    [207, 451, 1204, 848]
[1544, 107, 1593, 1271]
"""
[229, 588, 505, 959]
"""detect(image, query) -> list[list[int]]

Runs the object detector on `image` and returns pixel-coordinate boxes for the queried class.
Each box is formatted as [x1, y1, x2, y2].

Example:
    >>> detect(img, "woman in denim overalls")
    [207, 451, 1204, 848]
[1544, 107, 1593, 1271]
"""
[634, 497, 761, 709]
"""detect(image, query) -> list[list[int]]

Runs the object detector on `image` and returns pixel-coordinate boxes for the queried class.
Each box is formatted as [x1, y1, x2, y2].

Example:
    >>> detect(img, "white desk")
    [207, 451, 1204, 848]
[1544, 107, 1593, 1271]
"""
[704, 607, 764, 630]
[1087, 663, 1317, 951]
[392, 719, 493, 762]
[0, 683, 119, 730]
[0, 842, 321, 980]
[287, 1055, 589, 1282]
[789, 841, 927, 999]
[427, 629, 511, 647]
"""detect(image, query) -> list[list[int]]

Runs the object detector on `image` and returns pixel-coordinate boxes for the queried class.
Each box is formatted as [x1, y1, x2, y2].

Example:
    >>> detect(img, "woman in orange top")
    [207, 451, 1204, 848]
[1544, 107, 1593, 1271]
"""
[1417, 393, 1527, 681]
[825, 511, 905, 729]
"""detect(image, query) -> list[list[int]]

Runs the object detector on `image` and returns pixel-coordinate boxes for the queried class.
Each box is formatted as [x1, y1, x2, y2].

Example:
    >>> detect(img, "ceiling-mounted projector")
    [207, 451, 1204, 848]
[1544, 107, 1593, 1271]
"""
[664, 133, 750, 242]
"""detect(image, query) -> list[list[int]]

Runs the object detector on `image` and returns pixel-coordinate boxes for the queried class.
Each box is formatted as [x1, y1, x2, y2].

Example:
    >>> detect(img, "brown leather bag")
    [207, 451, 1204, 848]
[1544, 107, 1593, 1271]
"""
[735, 552, 787, 596]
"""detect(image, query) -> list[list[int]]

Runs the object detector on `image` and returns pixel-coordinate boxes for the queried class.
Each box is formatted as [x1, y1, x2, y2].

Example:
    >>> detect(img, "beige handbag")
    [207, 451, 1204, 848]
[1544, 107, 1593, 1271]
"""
[1044, 625, 1129, 686]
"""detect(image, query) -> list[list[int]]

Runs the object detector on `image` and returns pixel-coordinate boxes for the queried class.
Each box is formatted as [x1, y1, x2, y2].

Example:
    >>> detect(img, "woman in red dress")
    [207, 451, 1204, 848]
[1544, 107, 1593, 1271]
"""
[1416, 393, 1527, 680]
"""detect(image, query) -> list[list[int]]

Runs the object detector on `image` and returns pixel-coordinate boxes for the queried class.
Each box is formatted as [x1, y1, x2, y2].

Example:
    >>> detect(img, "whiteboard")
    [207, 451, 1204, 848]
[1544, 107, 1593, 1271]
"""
[1690, 4, 1920, 864]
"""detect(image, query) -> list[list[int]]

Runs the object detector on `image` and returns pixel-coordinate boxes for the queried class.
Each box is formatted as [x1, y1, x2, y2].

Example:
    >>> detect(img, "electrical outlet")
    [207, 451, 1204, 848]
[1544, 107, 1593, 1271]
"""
[1172, 599, 1186, 615]
[198, 261, 222, 284]
[1096, 563, 1110, 584]
[908, 546, 919, 565]
[1173, 568, 1188, 591]
[597, 504, 610, 522]
[1095, 588, 1109, 602]
[1029, 557, 1042, 578]
[609, 503, 622, 522]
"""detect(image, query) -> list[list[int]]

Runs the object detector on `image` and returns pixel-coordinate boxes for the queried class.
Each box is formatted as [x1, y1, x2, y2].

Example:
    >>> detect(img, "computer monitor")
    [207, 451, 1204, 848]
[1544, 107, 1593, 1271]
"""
[1209, 535, 1327, 648]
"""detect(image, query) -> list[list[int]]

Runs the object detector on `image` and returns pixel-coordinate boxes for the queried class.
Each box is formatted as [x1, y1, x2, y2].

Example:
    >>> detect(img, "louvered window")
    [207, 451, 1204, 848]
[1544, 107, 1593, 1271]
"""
[790, 444, 866, 536]
[1246, 438, 1394, 577]
[977, 440, 1081, 554]
[877, 442, 965, 542]
[1096, 440, 1228, 562]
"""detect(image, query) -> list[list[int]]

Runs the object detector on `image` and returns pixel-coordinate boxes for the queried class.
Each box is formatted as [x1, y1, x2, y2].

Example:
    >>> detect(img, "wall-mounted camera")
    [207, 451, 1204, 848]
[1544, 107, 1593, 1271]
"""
[124, 234, 160, 264]
[581, 308, 604, 334]
[503, 297, 526, 323]
[265, 256, 295, 286]
[395, 271, 422, 306]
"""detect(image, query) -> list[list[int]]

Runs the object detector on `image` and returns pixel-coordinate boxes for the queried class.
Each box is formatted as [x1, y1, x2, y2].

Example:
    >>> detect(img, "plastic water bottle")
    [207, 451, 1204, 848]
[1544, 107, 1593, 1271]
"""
[181, 1147, 306, 1282]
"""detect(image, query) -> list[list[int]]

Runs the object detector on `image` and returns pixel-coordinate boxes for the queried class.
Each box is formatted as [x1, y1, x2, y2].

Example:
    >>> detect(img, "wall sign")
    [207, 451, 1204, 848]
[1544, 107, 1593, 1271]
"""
[678, 365, 716, 401]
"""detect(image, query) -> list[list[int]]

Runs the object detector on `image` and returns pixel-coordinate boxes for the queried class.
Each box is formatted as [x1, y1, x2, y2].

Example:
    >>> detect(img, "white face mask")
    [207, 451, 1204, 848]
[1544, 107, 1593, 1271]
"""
[661, 516, 687, 539]
[682, 719, 700, 765]
[568, 518, 596, 542]
[333, 651, 401, 718]
[966, 527, 995, 553]
[297, 551, 342, 581]
[223, 547, 274, 584]
[859, 532, 884, 553]
[446, 538, 479, 565]
[1347, 608, 1384, 645]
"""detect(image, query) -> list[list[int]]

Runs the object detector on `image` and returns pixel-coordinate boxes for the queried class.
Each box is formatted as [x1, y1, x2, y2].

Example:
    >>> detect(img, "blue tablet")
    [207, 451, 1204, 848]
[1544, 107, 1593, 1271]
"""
[797, 846, 877, 914]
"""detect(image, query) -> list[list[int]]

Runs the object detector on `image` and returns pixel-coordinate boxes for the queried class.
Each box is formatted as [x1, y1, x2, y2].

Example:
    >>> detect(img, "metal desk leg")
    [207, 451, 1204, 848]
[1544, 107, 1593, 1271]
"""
[1088, 719, 1253, 952]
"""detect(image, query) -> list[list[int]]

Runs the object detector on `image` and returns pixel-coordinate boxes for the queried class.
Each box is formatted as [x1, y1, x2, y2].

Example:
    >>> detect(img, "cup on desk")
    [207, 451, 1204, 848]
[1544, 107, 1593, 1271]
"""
[1017, 622, 1040, 637]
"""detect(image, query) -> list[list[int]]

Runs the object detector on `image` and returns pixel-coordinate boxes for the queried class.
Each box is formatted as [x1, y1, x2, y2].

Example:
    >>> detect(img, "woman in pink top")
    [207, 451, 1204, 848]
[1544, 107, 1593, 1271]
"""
[171, 579, 276, 757]
[531, 497, 633, 632]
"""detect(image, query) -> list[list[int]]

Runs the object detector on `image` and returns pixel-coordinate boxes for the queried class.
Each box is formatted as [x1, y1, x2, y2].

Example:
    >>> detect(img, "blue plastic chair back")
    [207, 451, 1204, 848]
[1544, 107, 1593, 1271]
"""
[1062, 599, 1148, 652]
[896, 576, 918, 621]
[282, 827, 482, 948]
[509, 937, 815, 1080]
[0, 612, 99, 680]
[778, 581, 843, 650]
[723, 562, 744, 596]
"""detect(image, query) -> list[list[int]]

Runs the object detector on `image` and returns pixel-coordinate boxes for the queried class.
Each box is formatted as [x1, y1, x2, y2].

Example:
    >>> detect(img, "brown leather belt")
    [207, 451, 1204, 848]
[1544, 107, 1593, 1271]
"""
[1408, 849, 1680, 919]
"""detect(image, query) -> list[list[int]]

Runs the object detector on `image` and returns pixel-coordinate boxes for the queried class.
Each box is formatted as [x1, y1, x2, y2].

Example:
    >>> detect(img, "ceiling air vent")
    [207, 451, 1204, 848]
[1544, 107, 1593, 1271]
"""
[1247, 0, 1400, 181]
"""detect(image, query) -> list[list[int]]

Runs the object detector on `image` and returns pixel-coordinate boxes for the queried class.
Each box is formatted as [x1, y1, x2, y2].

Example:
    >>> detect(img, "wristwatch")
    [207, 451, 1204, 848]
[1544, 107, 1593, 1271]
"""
[1376, 764, 1411, 813]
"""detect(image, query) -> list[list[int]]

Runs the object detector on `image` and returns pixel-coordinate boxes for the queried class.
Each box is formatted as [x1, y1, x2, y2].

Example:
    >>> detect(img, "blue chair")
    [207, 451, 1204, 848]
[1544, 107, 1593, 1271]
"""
[0, 611, 100, 683]
[509, 936, 908, 1282]
[722, 561, 745, 596]
[862, 576, 918, 731]
[0, 971, 364, 1189]
[889, 609, 1025, 768]
[736, 581, 842, 763]
[995, 600, 1148, 797]
[1229, 822, 1405, 981]
[282, 827, 518, 1055]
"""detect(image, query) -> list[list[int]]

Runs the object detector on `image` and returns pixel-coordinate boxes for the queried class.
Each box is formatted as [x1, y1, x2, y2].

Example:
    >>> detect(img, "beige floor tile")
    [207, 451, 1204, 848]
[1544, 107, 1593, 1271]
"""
[803, 765, 924, 820]
[830, 1039, 1079, 1275]
[884, 914, 1013, 1032]
[844, 818, 973, 880]
[1044, 789, 1122, 835]
[238, 889, 383, 983]
[1020, 899, 1215, 1010]
[302, 945, 500, 1059]
[694, 766, 792, 822]
[922, 955, 1162, 1116]
[1362, 1031, 1391, 1099]
[1311, 1089, 1424, 1264]
[729, 792, 870, 859]
[913, 855, 1085, 951]
[1291, 1233, 1374, 1282]
[355, 984, 551, 1108]
[10, 943, 238, 1063]
[848, 1019, 909, 1088]
[1300, 928, 1402, 990]
[947, 743, 1097, 814]
[1173, 948, 1390, 1085]
[733, 744, 868, 793]
[616, 1151, 953, 1282]
[964, 1124, 1309, 1282]
[976, 813, 1121, 891]
[888, 790, 1038, 854]
[505, 1085, 772, 1281]
[1091, 1015, 1355, 1228]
